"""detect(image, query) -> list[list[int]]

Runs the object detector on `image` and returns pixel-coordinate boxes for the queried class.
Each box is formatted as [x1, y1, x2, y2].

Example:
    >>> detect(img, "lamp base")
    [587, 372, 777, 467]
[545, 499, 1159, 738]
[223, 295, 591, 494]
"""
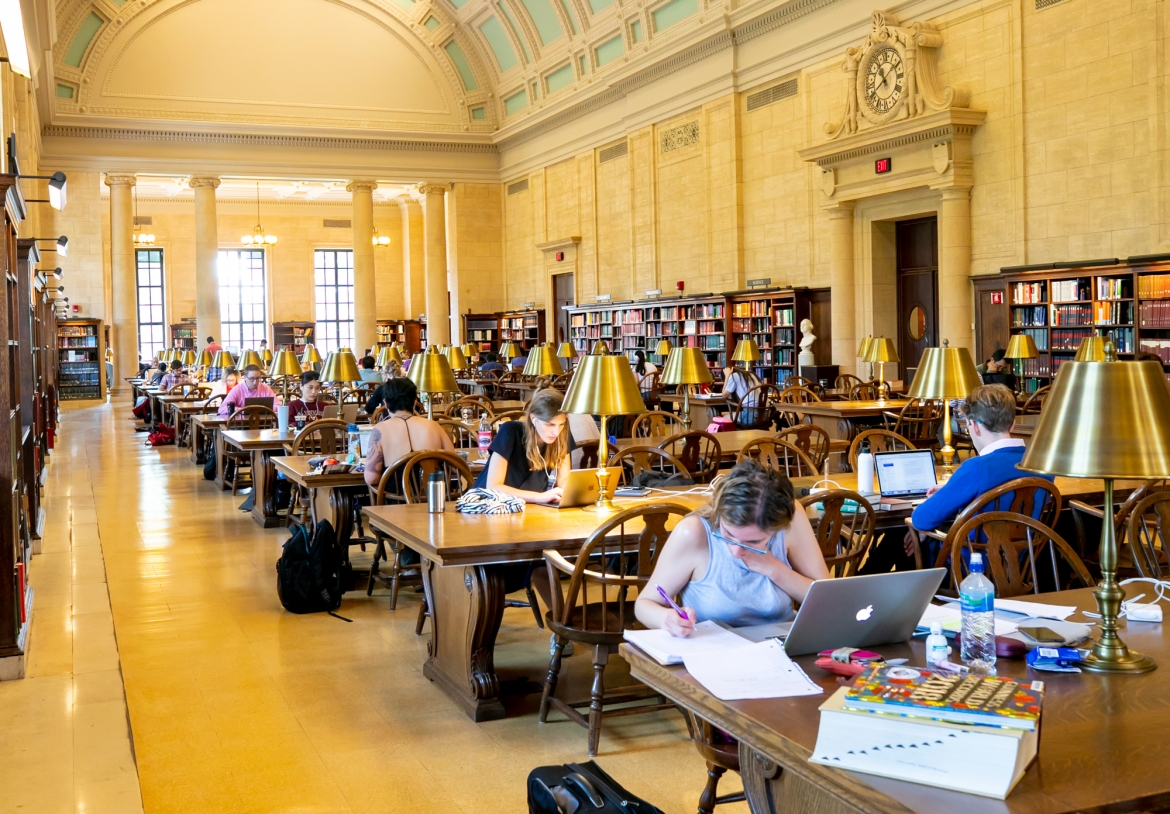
[1079, 649, 1156, 675]
[581, 466, 617, 513]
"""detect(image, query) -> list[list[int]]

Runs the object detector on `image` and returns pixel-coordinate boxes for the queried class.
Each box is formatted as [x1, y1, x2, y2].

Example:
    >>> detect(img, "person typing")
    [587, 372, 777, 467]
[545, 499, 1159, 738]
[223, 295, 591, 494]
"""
[217, 365, 281, 416]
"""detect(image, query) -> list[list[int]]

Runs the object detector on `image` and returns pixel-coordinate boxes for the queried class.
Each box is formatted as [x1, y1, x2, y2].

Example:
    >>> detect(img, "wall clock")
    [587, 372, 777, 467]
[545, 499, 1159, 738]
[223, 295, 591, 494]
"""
[857, 43, 906, 123]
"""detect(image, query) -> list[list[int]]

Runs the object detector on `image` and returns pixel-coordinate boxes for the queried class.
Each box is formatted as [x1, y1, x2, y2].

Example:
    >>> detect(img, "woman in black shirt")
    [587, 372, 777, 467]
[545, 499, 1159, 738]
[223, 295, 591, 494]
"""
[474, 388, 574, 504]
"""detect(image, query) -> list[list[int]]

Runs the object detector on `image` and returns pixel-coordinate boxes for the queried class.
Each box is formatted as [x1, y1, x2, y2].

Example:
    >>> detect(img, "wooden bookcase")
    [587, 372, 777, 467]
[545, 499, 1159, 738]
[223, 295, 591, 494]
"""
[377, 320, 424, 353]
[272, 321, 315, 355]
[170, 319, 197, 351]
[462, 313, 499, 352]
[727, 288, 819, 384]
[462, 309, 546, 353]
[56, 318, 106, 400]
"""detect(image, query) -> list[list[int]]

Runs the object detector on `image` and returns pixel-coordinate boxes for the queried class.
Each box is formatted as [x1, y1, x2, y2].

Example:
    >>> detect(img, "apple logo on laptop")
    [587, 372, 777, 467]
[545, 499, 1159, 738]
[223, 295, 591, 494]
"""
[856, 605, 874, 622]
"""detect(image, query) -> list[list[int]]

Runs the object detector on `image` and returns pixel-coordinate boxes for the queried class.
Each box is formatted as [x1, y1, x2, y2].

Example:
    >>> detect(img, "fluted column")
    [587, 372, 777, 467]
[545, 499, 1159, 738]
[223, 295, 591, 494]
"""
[190, 176, 222, 349]
[105, 174, 136, 395]
[827, 203, 856, 374]
[347, 180, 378, 354]
[418, 184, 450, 346]
[939, 186, 974, 353]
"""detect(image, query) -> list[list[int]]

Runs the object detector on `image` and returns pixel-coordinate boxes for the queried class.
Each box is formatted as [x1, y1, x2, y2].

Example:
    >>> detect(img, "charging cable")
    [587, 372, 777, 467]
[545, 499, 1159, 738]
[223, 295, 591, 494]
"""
[1082, 577, 1169, 622]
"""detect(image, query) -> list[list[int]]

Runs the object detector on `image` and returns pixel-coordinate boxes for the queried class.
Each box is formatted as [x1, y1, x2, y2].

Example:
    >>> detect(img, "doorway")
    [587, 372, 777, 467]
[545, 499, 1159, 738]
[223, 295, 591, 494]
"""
[553, 273, 574, 345]
[895, 217, 938, 375]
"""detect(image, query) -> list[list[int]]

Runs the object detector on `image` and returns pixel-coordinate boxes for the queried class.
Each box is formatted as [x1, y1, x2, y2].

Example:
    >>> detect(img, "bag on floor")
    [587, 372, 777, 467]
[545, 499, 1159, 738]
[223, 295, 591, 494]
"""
[276, 520, 349, 614]
[203, 448, 216, 481]
[528, 761, 664, 814]
[132, 398, 150, 420]
[146, 425, 175, 447]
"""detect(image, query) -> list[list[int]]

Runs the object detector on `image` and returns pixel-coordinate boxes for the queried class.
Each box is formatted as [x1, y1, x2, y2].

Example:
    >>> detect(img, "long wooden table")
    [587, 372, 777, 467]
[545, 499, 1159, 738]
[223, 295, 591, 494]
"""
[615, 429, 850, 463]
[219, 429, 297, 522]
[659, 393, 728, 429]
[190, 413, 226, 465]
[624, 586, 1170, 814]
[796, 399, 911, 441]
[274, 455, 368, 543]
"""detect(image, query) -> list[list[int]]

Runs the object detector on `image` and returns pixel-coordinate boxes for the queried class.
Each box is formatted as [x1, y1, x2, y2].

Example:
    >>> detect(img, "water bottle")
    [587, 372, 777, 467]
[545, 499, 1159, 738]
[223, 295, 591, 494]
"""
[960, 552, 997, 675]
[477, 412, 492, 460]
[856, 439, 875, 495]
[347, 423, 360, 462]
[925, 621, 950, 668]
[427, 471, 446, 513]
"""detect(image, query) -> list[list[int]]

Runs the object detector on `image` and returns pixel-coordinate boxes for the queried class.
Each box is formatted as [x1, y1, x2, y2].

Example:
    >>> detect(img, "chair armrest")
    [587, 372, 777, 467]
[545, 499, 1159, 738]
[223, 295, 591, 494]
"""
[1069, 500, 1105, 519]
[543, 549, 576, 576]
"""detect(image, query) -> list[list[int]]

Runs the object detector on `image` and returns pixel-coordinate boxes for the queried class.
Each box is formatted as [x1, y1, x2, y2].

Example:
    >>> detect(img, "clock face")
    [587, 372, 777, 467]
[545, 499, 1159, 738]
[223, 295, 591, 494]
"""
[864, 46, 905, 115]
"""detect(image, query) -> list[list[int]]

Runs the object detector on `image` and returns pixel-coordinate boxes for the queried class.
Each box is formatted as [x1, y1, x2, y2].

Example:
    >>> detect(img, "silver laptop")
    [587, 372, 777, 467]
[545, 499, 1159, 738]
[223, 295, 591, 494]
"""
[738, 569, 946, 656]
[874, 449, 937, 504]
[557, 469, 621, 509]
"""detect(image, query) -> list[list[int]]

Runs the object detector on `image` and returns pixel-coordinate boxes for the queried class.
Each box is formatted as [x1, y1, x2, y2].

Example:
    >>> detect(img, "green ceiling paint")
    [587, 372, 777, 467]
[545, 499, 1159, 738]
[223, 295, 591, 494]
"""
[519, 0, 563, 46]
[498, 4, 531, 62]
[558, 0, 580, 35]
[587, 0, 613, 13]
[545, 63, 574, 94]
[505, 89, 529, 116]
[471, 107, 487, 120]
[108, 0, 126, 5]
[64, 12, 104, 68]
[423, 16, 441, 31]
[630, 19, 643, 42]
[444, 41, 478, 91]
[651, 0, 697, 31]
[594, 34, 624, 67]
[478, 16, 518, 72]
[55, 84, 75, 99]
[448, 0, 470, 7]
[390, 0, 415, 9]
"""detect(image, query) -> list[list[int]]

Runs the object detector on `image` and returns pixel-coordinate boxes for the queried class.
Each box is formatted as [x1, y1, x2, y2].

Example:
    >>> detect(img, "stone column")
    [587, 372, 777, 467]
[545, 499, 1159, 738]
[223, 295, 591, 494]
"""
[190, 176, 222, 350]
[105, 174, 137, 396]
[939, 186, 974, 353]
[347, 180, 378, 355]
[827, 203, 857, 374]
[418, 184, 450, 346]
[397, 196, 426, 320]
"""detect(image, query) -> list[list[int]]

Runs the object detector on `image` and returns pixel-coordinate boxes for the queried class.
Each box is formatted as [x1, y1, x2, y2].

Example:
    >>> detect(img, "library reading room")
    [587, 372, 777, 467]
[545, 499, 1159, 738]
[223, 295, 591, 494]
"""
[3, 0, 1170, 812]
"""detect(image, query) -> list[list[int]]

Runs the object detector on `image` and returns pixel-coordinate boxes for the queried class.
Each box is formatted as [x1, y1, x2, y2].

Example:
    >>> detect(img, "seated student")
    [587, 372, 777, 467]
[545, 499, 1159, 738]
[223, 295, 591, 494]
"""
[288, 372, 330, 423]
[634, 461, 829, 634]
[721, 365, 762, 405]
[218, 364, 281, 416]
[359, 355, 383, 383]
[147, 361, 167, 386]
[159, 362, 192, 392]
[904, 383, 1052, 561]
[980, 348, 1017, 390]
[474, 388, 575, 504]
[479, 352, 505, 373]
[383, 359, 403, 380]
[631, 350, 658, 387]
[207, 367, 239, 399]
[364, 378, 454, 487]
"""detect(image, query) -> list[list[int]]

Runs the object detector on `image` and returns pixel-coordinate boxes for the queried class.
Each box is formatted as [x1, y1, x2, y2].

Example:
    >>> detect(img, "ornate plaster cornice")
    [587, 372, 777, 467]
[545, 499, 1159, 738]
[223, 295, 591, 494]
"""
[797, 109, 988, 167]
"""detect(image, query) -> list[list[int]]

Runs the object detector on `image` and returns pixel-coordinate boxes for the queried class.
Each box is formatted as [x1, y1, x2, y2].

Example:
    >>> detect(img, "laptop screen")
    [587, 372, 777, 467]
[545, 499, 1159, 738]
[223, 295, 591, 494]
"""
[874, 450, 937, 497]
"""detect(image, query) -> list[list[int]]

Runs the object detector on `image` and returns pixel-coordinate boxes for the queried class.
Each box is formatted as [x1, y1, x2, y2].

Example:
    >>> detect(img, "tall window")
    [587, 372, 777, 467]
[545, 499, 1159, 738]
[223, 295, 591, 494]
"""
[218, 249, 267, 352]
[136, 248, 166, 362]
[314, 249, 355, 354]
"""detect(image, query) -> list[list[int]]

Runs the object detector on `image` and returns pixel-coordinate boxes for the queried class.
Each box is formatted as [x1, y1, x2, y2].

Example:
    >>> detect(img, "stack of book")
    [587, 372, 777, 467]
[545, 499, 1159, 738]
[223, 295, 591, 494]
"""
[810, 664, 1044, 799]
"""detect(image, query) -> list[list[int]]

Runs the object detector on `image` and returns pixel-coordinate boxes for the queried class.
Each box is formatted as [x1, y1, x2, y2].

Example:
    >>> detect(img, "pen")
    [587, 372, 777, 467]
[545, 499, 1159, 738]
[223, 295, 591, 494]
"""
[657, 586, 690, 621]
[728, 540, 769, 556]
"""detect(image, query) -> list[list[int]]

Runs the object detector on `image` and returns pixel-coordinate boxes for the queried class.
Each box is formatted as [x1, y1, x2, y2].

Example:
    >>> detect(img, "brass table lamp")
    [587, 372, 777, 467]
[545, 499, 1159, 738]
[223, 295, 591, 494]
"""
[865, 337, 899, 401]
[270, 349, 303, 402]
[238, 349, 264, 370]
[180, 350, 196, 366]
[461, 343, 477, 360]
[1075, 335, 1106, 362]
[1004, 334, 1038, 359]
[661, 346, 715, 431]
[857, 336, 875, 379]
[445, 345, 469, 373]
[301, 344, 322, 368]
[1019, 343, 1170, 674]
[320, 350, 363, 404]
[655, 339, 673, 360]
[407, 347, 460, 420]
[731, 338, 762, 374]
[906, 340, 982, 479]
[211, 350, 235, 372]
[522, 343, 564, 378]
[499, 341, 521, 371]
[557, 342, 578, 370]
[562, 354, 647, 510]
[590, 340, 610, 356]
[196, 350, 213, 373]
[260, 347, 274, 366]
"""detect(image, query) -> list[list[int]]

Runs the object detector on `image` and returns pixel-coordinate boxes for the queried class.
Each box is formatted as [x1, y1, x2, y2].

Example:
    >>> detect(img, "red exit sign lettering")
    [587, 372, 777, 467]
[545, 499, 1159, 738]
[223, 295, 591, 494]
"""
[875, 157, 892, 174]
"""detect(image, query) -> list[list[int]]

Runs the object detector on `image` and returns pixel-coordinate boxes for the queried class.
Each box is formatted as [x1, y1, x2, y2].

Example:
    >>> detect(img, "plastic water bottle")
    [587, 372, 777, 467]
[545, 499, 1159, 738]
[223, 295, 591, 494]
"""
[856, 440, 875, 495]
[960, 552, 997, 675]
[347, 423, 360, 462]
[477, 413, 492, 460]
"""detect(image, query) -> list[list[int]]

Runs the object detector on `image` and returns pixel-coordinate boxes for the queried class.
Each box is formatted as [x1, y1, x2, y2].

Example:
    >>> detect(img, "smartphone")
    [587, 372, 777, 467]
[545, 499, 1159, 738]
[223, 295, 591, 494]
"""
[1018, 625, 1065, 643]
[614, 486, 651, 497]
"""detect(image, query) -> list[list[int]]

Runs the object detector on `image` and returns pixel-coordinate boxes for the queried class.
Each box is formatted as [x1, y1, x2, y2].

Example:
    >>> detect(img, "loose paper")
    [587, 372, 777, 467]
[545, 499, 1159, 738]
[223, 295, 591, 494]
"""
[683, 639, 823, 700]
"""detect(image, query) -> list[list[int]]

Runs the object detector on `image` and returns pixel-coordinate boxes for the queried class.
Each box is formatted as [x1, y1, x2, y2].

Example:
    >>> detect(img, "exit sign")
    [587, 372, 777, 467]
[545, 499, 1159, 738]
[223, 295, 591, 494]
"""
[875, 157, 892, 174]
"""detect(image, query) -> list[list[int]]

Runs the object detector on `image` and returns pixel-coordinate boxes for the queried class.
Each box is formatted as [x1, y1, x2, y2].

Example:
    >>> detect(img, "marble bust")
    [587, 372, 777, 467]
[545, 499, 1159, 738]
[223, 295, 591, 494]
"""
[799, 319, 816, 367]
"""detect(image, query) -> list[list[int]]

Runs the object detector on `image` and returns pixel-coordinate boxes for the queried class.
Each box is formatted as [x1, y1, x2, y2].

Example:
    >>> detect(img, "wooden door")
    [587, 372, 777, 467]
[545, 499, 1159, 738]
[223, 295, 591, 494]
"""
[553, 273, 574, 344]
[896, 217, 938, 374]
[808, 289, 832, 366]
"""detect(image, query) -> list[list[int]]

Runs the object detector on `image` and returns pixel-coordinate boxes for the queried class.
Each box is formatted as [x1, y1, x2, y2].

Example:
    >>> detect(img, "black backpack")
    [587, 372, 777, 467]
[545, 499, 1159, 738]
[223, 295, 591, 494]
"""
[528, 761, 664, 814]
[276, 520, 350, 614]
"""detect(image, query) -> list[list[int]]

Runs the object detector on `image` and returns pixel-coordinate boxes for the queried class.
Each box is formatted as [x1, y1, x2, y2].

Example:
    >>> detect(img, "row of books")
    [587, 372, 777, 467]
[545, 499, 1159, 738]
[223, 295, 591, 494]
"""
[1101, 327, 1134, 352]
[1051, 304, 1091, 326]
[1013, 356, 1051, 376]
[1139, 339, 1170, 364]
[61, 350, 97, 362]
[1139, 300, 1170, 328]
[58, 338, 98, 348]
[732, 318, 772, 333]
[1139, 274, 1170, 299]
[1010, 282, 1045, 304]
[59, 326, 96, 337]
[684, 320, 724, 335]
[1050, 327, 1095, 351]
[731, 300, 772, 317]
[1051, 279, 1092, 303]
[1096, 277, 1130, 300]
[1092, 300, 1133, 325]
[1011, 306, 1046, 327]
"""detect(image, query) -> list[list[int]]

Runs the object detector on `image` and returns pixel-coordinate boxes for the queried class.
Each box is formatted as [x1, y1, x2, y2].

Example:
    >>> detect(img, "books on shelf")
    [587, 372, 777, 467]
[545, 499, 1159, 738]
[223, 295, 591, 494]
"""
[1051, 278, 1090, 303]
[1092, 300, 1132, 325]
[1012, 328, 1048, 351]
[1139, 300, 1170, 328]
[1096, 277, 1129, 300]
[1010, 282, 1045, 304]
[1139, 274, 1170, 300]
[1051, 303, 1090, 326]
[1011, 305, 1046, 327]
[1139, 339, 1170, 363]
[1050, 327, 1093, 351]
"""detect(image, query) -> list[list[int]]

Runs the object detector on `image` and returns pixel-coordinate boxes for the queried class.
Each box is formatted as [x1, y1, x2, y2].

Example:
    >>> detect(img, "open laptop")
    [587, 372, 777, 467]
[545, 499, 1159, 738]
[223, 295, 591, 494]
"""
[874, 449, 937, 504]
[323, 404, 340, 420]
[557, 469, 621, 509]
[737, 569, 946, 656]
[244, 396, 275, 411]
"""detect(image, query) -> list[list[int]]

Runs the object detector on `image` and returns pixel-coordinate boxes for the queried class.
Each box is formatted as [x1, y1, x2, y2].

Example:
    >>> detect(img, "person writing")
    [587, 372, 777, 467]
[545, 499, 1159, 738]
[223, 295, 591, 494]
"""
[159, 362, 192, 392]
[288, 372, 330, 423]
[218, 364, 281, 416]
[635, 461, 829, 634]
[364, 378, 454, 486]
[207, 367, 239, 399]
[474, 389, 575, 505]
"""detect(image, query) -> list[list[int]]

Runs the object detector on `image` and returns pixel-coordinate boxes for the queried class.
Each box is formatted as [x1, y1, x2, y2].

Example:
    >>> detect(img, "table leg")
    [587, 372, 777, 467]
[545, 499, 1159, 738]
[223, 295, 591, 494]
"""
[421, 559, 508, 722]
[189, 422, 202, 464]
[738, 742, 886, 814]
[214, 430, 229, 490]
[250, 449, 285, 528]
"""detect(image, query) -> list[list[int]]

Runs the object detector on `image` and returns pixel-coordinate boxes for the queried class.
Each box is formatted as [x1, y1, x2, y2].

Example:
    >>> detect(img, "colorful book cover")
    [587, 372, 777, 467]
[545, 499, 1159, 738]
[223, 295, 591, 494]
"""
[844, 666, 1043, 731]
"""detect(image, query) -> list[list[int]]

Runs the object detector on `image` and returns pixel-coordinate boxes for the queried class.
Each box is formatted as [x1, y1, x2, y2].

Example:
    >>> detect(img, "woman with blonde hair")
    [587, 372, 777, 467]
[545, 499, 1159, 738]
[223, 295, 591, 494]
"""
[474, 388, 575, 505]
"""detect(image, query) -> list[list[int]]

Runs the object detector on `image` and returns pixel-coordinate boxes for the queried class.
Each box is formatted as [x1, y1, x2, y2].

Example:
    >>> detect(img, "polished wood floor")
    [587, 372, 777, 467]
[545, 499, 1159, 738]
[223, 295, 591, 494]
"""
[1, 400, 745, 814]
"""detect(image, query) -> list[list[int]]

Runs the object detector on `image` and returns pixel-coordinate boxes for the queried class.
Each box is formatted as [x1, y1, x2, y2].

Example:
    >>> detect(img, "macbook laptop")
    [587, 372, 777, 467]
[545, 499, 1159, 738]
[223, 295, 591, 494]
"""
[244, 396, 275, 411]
[874, 449, 937, 504]
[323, 404, 340, 420]
[557, 469, 621, 509]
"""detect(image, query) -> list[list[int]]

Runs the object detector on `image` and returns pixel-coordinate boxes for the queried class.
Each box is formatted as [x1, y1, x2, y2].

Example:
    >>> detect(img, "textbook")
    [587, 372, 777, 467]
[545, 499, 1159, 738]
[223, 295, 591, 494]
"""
[843, 665, 1044, 731]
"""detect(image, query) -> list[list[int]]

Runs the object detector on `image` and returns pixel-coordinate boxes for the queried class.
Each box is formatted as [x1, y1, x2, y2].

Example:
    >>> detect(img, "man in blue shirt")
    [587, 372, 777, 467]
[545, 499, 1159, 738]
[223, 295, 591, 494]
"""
[479, 352, 505, 373]
[904, 384, 1052, 563]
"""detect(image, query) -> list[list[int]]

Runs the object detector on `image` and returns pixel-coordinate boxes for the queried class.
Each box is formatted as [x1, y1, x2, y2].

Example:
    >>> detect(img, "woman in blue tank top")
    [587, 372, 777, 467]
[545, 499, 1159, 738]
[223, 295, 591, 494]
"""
[634, 461, 830, 636]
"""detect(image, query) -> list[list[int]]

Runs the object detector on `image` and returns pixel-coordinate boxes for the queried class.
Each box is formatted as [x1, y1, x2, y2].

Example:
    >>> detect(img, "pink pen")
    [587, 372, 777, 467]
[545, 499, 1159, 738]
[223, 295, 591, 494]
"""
[657, 586, 690, 621]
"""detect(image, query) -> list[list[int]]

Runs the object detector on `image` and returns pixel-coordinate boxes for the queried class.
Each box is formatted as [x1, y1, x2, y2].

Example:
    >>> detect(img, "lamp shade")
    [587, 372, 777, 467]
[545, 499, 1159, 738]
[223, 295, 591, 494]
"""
[444, 346, 469, 371]
[376, 346, 403, 367]
[461, 343, 477, 358]
[321, 351, 363, 384]
[562, 354, 647, 416]
[1074, 336, 1106, 362]
[406, 348, 460, 395]
[1004, 334, 1039, 359]
[1020, 355, 1170, 480]
[906, 341, 983, 400]
[522, 343, 564, 377]
[260, 348, 273, 363]
[301, 344, 322, 365]
[270, 349, 303, 378]
[499, 341, 521, 361]
[238, 350, 264, 370]
[731, 338, 762, 363]
[196, 350, 213, 368]
[211, 350, 235, 369]
[661, 347, 715, 386]
[865, 337, 900, 363]
[180, 350, 196, 366]
[655, 339, 674, 357]
[557, 342, 578, 360]
[591, 340, 610, 355]
[857, 336, 875, 358]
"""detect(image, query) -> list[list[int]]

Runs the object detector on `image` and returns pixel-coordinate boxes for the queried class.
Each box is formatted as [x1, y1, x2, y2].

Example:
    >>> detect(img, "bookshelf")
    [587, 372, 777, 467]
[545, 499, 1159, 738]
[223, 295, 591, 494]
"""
[727, 289, 817, 385]
[459, 310, 545, 353]
[462, 313, 500, 352]
[170, 319, 197, 351]
[272, 321, 314, 355]
[376, 320, 424, 353]
[57, 319, 106, 400]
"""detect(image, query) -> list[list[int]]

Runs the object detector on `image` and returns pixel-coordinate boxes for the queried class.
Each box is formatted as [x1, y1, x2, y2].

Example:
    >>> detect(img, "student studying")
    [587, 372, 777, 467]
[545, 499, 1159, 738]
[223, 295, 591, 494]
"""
[473, 388, 576, 505]
[363, 378, 453, 487]
[288, 371, 330, 423]
[217, 365, 282, 416]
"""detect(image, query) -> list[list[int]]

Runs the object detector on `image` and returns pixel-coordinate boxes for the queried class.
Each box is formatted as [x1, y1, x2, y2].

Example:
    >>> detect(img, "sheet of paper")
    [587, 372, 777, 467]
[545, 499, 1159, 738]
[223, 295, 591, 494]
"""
[624, 621, 749, 665]
[918, 603, 1019, 636]
[993, 598, 1077, 621]
[683, 639, 823, 700]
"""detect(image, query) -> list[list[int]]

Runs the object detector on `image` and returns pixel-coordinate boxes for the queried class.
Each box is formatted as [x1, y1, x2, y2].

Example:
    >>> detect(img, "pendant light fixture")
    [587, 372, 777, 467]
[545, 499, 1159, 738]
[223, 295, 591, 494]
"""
[132, 183, 155, 246]
[372, 226, 391, 247]
[241, 181, 278, 247]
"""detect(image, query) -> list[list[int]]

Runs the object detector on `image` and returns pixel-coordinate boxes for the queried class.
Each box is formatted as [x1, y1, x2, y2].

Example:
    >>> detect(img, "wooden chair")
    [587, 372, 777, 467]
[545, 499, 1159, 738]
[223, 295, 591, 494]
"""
[285, 420, 350, 530]
[492, 410, 525, 430]
[947, 512, 1094, 598]
[607, 446, 691, 485]
[776, 425, 831, 471]
[1019, 385, 1051, 416]
[631, 410, 686, 440]
[658, 431, 722, 485]
[681, 710, 746, 814]
[882, 399, 943, 447]
[737, 437, 819, 478]
[1127, 491, 1170, 580]
[786, 375, 816, 389]
[849, 382, 883, 401]
[366, 453, 417, 602]
[775, 385, 821, 428]
[834, 374, 864, 392]
[540, 503, 689, 755]
[847, 429, 916, 470]
[799, 489, 876, 577]
[226, 404, 277, 430]
[449, 395, 494, 421]
[437, 418, 477, 449]
[223, 406, 278, 494]
[1070, 480, 1167, 571]
[552, 372, 573, 390]
[638, 370, 662, 410]
[369, 405, 388, 424]
[574, 440, 599, 470]
[731, 383, 782, 430]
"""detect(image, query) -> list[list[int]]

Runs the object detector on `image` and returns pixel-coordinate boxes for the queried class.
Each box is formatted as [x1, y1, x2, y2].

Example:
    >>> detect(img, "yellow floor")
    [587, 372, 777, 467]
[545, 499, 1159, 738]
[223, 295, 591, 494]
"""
[3, 400, 747, 814]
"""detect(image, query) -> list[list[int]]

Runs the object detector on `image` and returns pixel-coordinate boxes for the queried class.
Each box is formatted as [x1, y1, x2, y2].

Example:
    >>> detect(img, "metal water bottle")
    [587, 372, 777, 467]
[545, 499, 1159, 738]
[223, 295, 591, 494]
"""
[427, 471, 446, 513]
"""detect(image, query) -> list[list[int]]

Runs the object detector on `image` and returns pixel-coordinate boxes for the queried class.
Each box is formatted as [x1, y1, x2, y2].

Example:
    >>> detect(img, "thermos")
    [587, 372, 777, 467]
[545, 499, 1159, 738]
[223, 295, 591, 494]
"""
[857, 439, 875, 495]
[427, 472, 446, 513]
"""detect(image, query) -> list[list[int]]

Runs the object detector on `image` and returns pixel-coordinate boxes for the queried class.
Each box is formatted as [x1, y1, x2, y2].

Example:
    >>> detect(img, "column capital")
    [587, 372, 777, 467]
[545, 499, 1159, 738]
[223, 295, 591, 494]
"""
[104, 173, 136, 187]
[415, 183, 450, 197]
[939, 185, 972, 201]
[824, 202, 855, 219]
[189, 176, 221, 189]
[346, 179, 378, 193]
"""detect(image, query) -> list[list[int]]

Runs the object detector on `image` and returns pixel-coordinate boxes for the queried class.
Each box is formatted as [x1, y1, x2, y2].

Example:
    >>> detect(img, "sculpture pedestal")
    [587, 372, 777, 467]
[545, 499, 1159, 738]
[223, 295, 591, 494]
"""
[795, 364, 839, 388]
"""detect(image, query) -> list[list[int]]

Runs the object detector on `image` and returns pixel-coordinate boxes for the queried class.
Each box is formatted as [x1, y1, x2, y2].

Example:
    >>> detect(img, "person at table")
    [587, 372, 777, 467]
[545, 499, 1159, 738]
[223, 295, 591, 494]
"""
[358, 355, 382, 384]
[204, 335, 222, 354]
[147, 361, 167, 386]
[159, 362, 192, 392]
[903, 383, 1052, 562]
[217, 364, 282, 416]
[632, 350, 657, 387]
[479, 352, 505, 373]
[473, 388, 575, 505]
[363, 378, 454, 487]
[207, 367, 239, 399]
[979, 348, 1017, 390]
[289, 372, 330, 423]
[635, 461, 829, 634]
[383, 359, 403, 380]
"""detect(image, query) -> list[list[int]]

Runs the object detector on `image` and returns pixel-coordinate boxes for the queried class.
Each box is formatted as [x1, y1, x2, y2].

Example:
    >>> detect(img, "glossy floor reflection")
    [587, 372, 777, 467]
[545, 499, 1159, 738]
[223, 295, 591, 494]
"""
[8, 400, 747, 814]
